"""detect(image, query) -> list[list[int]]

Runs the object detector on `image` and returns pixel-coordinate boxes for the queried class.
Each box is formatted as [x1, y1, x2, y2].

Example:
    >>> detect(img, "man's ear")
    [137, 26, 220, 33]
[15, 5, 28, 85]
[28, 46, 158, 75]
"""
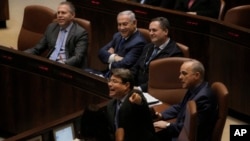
[194, 72, 201, 79]
[125, 82, 130, 89]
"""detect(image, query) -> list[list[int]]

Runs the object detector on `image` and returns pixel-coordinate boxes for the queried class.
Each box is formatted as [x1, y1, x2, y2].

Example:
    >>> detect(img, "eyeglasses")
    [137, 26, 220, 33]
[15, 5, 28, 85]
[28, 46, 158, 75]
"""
[108, 79, 123, 84]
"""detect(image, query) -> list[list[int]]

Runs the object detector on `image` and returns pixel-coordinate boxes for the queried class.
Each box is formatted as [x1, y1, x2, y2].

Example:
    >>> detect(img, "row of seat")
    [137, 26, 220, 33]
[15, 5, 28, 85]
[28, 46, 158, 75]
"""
[17, 3, 250, 67]
[18, 5, 229, 141]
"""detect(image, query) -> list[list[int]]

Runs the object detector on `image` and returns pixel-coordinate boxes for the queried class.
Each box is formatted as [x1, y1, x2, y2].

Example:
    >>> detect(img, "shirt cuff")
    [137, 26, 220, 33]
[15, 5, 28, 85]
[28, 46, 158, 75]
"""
[108, 54, 116, 63]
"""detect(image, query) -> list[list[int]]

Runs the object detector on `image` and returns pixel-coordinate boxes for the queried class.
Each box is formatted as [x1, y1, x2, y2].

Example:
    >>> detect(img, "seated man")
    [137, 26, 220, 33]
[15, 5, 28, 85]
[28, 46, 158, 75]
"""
[131, 17, 183, 92]
[153, 59, 218, 141]
[98, 10, 147, 78]
[24, 1, 88, 68]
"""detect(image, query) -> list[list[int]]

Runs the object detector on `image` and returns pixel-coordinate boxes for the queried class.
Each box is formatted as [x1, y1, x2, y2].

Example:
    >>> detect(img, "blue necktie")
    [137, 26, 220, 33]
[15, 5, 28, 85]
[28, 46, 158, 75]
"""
[146, 47, 160, 66]
[114, 100, 121, 129]
[117, 38, 125, 51]
[49, 29, 67, 61]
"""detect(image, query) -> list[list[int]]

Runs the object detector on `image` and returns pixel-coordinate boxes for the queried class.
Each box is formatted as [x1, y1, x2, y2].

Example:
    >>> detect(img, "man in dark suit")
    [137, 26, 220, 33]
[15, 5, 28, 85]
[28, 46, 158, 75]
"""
[131, 17, 183, 92]
[98, 10, 146, 78]
[174, 0, 220, 18]
[24, 1, 88, 68]
[105, 68, 156, 141]
[153, 59, 218, 141]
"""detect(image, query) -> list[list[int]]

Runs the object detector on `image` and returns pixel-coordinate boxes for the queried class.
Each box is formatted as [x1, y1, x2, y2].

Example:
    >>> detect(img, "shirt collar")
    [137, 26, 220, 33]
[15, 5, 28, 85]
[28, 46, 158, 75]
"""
[158, 38, 170, 50]
[61, 22, 73, 32]
[189, 81, 207, 95]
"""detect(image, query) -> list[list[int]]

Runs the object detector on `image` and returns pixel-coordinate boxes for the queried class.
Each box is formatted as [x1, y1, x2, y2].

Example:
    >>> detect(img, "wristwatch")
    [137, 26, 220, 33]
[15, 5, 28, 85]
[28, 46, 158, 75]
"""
[166, 122, 170, 128]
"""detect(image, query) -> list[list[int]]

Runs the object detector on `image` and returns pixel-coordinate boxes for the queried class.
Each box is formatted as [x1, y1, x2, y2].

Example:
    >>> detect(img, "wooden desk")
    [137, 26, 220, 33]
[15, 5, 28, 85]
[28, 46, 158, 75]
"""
[67, 0, 250, 117]
[0, 45, 109, 134]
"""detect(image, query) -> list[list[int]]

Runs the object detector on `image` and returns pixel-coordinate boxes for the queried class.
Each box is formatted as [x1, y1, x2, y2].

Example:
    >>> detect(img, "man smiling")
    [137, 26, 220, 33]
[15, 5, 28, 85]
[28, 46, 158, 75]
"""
[25, 1, 88, 68]
[98, 10, 147, 78]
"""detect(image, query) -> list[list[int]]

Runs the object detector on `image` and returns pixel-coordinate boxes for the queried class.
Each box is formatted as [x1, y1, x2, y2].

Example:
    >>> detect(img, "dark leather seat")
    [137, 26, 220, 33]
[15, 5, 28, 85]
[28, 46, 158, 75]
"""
[224, 5, 250, 28]
[177, 100, 197, 141]
[218, 0, 226, 20]
[72, 18, 92, 67]
[211, 82, 229, 141]
[148, 57, 190, 105]
[176, 42, 189, 58]
[138, 28, 151, 43]
[17, 5, 56, 51]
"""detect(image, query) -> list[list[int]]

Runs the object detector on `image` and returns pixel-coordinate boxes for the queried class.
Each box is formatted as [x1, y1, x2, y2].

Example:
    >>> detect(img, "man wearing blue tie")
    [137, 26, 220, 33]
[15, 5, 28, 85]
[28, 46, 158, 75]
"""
[131, 17, 183, 92]
[24, 1, 88, 68]
[98, 10, 147, 78]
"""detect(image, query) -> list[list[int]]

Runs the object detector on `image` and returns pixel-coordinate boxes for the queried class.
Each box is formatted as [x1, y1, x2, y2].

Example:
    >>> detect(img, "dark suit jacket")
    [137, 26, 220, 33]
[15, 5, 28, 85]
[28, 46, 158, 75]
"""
[174, 0, 220, 18]
[142, 0, 176, 9]
[160, 82, 218, 141]
[131, 39, 183, 92]
[24, 22, 88, 68]
[98, 30, 146, 69]
[106, 90, 156, 141]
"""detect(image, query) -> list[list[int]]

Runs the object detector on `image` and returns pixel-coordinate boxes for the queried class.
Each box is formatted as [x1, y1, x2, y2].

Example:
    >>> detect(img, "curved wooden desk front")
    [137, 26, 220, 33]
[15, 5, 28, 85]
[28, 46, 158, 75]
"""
[0, 46, 110, 134]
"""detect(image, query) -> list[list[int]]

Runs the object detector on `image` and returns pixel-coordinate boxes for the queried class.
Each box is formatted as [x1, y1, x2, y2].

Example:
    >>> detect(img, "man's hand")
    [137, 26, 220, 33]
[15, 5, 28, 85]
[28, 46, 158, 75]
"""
[114, 55, 123, 62]
[115, 128, 124, 141]
[153, 120, 170, 129]
[129, 92, 142, 105]
[108, 47, 115, 54]
[186, 12, 197, 15]
[152, 111, 163, 121]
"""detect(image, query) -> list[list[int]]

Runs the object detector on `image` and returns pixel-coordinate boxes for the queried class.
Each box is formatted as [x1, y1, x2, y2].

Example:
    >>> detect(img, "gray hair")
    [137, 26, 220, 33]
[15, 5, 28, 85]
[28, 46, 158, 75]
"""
[117, 10, 136, 22]
[59, 1, 75, 15]
[186, 59, 205, 80]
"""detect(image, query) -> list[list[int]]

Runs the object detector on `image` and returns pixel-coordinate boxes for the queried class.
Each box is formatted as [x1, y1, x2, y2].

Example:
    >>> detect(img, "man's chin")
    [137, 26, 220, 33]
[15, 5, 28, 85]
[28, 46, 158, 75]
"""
[109, 92, 116, 98]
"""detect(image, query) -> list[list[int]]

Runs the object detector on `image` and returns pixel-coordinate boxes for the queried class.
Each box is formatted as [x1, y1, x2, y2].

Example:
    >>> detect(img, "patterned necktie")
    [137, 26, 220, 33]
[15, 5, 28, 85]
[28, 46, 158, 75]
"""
[146, 47, 160, 66]
[49, 29, 67, 61]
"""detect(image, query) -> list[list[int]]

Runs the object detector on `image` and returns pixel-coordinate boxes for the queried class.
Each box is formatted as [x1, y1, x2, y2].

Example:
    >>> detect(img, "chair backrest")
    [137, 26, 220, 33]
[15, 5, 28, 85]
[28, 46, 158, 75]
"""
[17, 5, 56, 51]
[177, 100, 197, 141]
[138, 28, 190, 57]
[73, 18, 92, 68]
[138, 28, 150, 43]
[211, 82, 229, 141]
[148, 57, 190, 105]
[224, 5, 250, 29]
[218, 0, 226, 20]
[176, 42, 190, 58]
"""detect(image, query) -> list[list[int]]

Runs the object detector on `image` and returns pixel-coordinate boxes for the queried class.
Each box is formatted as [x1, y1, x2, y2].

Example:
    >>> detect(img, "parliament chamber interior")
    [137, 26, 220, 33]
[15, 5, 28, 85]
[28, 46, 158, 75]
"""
[0, 0, 250, 140]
